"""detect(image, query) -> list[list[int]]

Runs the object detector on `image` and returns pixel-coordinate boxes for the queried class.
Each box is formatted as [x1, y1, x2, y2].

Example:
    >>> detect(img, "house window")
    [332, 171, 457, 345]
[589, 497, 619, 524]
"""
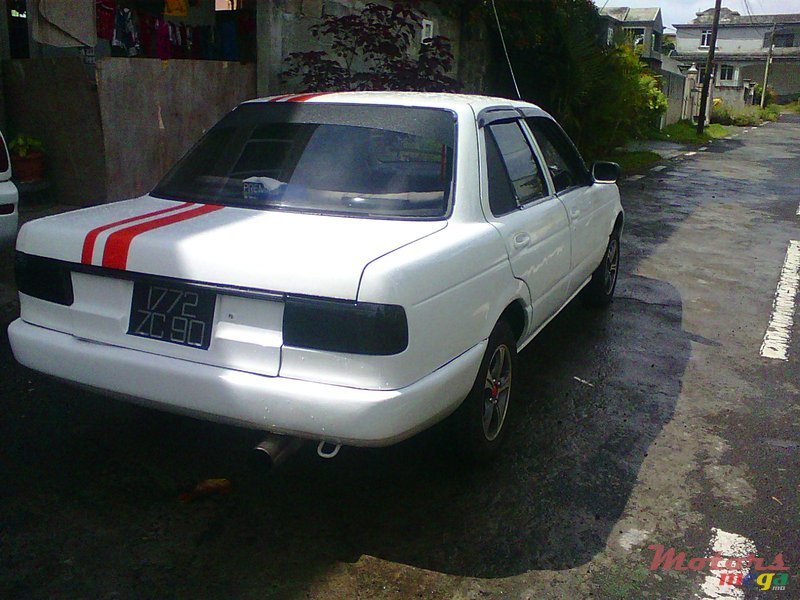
[625, 27, 646, 46]
[700, 29, 712, 47]
[720, 65, 735, 82]
[607, 26, 614, 46]
[773, 32, 795, 48]
[698, 64, 717, 83]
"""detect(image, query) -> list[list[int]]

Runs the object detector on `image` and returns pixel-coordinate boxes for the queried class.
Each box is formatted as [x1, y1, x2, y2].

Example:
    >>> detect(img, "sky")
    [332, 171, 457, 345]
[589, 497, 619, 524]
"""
[593, 0, 800, 31]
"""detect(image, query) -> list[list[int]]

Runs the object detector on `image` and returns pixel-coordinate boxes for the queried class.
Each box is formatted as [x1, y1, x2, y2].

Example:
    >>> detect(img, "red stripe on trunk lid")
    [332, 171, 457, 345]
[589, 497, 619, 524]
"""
[81, 202, 194, 265]
[101, 204, 224, 270]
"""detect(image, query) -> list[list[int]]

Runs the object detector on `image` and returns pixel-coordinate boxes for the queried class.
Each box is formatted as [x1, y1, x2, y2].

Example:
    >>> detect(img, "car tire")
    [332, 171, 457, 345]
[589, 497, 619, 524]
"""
[582, 233, 620, 307]
[453, 320, 518, 463]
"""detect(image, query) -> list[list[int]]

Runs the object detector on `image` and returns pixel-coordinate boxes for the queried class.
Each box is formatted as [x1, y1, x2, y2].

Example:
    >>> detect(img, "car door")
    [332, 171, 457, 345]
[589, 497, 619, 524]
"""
[482, 118, 571, 333]
[525, 117, 608, 293]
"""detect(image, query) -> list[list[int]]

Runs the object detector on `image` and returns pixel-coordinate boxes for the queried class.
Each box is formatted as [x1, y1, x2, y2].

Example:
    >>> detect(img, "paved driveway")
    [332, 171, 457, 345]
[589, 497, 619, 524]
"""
[1, 116, 798, 599]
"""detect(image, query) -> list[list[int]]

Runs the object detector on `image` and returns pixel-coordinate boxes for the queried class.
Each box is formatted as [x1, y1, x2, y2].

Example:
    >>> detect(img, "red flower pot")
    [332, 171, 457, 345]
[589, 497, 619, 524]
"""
[11, 152, 45, 182]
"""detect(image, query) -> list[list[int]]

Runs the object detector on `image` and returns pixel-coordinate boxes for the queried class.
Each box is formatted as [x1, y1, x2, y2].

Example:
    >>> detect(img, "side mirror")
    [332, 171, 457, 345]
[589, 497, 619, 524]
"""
[592, 161, 621, 184]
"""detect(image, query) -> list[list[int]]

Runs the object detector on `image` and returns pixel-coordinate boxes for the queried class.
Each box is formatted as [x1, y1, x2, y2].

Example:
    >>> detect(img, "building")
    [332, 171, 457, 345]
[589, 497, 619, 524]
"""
[674, 7, 800, 105]
[0, 0, 472, 206]
[599, 6, 664, 70]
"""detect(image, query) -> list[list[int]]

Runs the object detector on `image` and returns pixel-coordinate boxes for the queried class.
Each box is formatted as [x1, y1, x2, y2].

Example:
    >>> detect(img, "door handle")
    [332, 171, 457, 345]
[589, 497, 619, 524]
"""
[513, 233, 531, 249]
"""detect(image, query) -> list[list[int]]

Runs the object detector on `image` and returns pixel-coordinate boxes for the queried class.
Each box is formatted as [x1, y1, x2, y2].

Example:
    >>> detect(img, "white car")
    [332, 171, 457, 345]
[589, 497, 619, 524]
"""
[0, 130, 19, 246]
[9, 92, 622, 462]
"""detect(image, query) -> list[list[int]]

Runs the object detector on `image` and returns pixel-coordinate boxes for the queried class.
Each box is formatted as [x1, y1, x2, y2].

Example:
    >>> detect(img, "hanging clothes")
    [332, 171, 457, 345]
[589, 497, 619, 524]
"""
[112, 7, 141, 56]
[96, 0, 116, 41]
[137, 12, 156, 57]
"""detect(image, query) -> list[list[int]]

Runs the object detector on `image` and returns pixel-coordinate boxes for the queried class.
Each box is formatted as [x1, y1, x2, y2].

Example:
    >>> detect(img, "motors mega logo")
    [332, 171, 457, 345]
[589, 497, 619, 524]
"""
[648, 544, 791, 591]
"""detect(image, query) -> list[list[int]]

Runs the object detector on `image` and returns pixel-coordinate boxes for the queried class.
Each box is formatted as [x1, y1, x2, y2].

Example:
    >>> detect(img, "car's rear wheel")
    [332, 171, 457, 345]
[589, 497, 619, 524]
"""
[453, 320, 518, 463]
[582, 233, 620, 307]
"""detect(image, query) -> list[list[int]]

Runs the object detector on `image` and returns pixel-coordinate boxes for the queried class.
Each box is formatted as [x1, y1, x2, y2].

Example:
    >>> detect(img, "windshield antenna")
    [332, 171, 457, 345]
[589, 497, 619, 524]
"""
[491, 0, 522, 100]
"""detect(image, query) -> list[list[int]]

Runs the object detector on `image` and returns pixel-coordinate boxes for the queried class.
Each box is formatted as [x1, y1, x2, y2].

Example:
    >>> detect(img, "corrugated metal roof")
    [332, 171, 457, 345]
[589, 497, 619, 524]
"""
[600, 7, 629, 21]
[626, 8, 661, 22]
[677, 7, 800, 26]
[600, 6, 661, 23]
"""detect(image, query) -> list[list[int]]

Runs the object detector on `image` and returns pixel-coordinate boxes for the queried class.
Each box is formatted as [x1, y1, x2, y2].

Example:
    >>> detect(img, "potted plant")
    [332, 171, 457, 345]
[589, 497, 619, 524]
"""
[9, 134, 45, 182]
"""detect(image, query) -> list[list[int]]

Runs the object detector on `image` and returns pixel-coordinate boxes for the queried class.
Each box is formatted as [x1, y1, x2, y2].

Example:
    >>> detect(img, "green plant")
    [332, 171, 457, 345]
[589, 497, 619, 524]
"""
[282, 2, 460, 92]
[711, 102, 779, 126]
[759, 104, 780, 121]
[651, 119, 729, 143]
[753, 83, 775, 106]
[710, 102, 733, 125]
[8, 133, 44, 158]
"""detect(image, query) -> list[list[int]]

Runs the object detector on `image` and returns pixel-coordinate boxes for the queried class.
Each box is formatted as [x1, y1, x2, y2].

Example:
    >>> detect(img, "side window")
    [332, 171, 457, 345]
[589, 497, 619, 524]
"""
[485, 128, 517, 216]
[526, 117, 591, 193]
[485, 121, 548, 217]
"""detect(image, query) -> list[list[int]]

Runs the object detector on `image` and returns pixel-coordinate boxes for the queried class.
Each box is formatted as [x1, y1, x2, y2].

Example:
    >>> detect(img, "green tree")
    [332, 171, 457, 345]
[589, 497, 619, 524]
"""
[437, 0, 667, 157]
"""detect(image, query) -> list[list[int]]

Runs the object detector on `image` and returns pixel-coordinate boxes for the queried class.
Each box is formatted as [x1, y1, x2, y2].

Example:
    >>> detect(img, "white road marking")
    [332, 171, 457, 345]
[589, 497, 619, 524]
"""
[627, 174, 644, 181]
[685, 151, 697, 157]
[761, 241, 800, 360]
[651, 165, 667, 172]
[573, 376, 595, 387]
[699, 146, 709, 151]
[700, 528, 757, 600]
[796, 201, 800, 216]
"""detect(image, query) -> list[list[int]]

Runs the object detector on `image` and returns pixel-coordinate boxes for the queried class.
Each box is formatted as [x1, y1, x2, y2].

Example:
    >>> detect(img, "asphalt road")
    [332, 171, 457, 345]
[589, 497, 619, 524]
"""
[1, 115, 798, 600]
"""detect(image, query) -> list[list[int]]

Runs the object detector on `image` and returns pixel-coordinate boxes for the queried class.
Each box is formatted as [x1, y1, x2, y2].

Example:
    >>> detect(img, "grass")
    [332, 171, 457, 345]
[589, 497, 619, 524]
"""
[605, 150, 661, 174]
[780, 100, 800, 114]
[650, 120, 730, 144]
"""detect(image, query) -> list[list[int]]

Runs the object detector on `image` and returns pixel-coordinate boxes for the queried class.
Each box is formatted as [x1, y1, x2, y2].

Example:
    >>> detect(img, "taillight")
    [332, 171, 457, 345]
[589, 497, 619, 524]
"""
[15, 252, 74, 306]
[0, 135, 8, 172]
[283, 297, 408, 355]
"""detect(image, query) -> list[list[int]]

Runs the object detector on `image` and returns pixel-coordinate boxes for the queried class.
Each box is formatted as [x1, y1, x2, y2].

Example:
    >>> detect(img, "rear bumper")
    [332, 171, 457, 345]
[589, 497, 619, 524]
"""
[8, 319, 485, 446]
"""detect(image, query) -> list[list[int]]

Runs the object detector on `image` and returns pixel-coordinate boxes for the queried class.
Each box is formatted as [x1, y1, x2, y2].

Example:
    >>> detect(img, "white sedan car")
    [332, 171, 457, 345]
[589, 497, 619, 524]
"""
[9, 92, 622, 462]
[0, 130, 19, 246]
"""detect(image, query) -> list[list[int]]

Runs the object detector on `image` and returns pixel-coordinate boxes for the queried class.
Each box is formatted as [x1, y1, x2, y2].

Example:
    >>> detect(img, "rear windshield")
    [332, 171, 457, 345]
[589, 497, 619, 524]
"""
[152, 103, 457, 219]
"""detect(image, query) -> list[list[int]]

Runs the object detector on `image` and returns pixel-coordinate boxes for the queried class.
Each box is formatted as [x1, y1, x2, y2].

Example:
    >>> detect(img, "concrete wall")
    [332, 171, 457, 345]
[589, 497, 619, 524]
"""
[677, 25, 800, 55]
[96, 58, 255, 202]
[713, 85, 748, 109]
[738, 60, 800, 99]
[660, 69, 687, 126]
[2, 57, 107, 205]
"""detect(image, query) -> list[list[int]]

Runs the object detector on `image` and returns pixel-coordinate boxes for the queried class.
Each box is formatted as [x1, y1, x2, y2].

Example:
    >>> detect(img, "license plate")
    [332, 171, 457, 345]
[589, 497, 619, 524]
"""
[128, 282, 216, 350]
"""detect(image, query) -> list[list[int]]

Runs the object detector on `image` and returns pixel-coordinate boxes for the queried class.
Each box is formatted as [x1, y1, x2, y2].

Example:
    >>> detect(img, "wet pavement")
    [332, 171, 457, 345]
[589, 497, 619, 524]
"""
[1, 116, 798, 599]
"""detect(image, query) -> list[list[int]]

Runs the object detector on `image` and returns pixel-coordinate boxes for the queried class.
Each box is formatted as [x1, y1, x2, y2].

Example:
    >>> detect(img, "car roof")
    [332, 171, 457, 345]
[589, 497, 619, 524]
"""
[244, 91, 546, 114]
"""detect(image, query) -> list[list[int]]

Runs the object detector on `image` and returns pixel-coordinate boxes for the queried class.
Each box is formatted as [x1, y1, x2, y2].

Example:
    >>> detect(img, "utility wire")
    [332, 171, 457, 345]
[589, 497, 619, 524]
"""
[491, 0, 522, 100]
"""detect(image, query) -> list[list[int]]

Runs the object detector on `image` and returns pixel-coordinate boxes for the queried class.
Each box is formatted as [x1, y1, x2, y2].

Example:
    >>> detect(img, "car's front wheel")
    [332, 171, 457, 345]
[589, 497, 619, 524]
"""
[453, 320, 518, 463]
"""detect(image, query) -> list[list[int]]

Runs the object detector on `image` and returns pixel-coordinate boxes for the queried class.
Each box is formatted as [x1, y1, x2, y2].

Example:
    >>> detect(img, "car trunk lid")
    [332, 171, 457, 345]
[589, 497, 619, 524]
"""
[16, 196, 446, 376]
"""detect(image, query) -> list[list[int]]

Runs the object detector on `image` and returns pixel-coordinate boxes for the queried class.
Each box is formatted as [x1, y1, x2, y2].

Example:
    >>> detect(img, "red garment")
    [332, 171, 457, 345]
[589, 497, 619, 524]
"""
[96, 0, 116, 40]
[155, 18, 172, 59]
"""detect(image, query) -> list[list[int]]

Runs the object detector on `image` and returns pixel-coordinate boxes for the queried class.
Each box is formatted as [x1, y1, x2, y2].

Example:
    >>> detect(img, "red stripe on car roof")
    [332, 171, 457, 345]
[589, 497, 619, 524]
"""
[81, 202, 194, 265]
[101, 204, 224, 270]
[267, 94, 296, 102]
[286, 92, 332, 102]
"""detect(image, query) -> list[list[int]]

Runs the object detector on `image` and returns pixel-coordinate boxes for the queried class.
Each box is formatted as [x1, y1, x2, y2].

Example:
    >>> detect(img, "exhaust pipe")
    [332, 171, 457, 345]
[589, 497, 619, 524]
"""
[252, 434, 304, 470]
